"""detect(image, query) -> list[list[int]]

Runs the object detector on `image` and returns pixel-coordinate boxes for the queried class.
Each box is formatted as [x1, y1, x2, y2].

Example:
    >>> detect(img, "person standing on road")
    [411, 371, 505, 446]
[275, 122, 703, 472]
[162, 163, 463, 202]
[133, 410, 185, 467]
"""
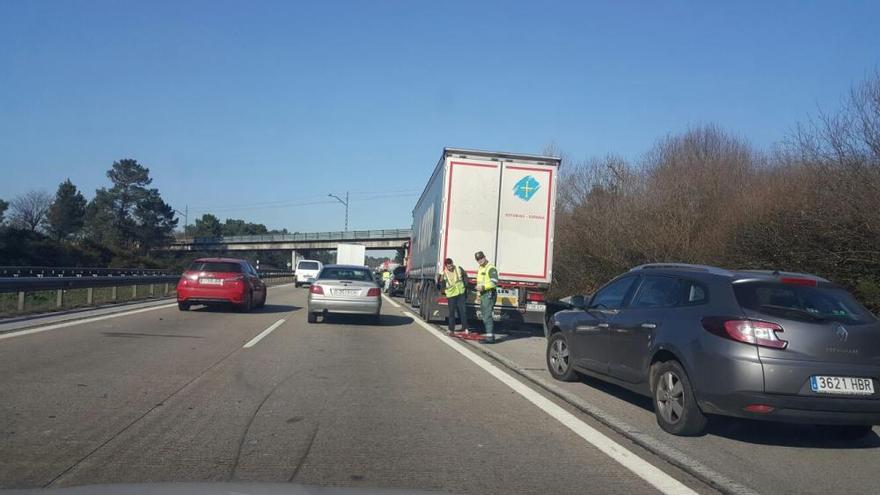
[474, 251, 499, 343]
[437, 257, 468, 335]
[382, 269, 392, 292]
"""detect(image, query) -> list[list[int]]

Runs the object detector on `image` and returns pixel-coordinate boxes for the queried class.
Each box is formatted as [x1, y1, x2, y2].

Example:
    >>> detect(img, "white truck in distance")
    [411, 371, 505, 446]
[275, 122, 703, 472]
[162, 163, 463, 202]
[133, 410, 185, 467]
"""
[405, 148, 560, 327]
[336, 243, 366, 266]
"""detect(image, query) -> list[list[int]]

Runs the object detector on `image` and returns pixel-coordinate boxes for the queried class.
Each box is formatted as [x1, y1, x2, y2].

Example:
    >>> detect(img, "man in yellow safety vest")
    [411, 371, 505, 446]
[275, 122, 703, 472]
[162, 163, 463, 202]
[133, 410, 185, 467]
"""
[437, 257, 468, 335]
[474, 251, 499, 343]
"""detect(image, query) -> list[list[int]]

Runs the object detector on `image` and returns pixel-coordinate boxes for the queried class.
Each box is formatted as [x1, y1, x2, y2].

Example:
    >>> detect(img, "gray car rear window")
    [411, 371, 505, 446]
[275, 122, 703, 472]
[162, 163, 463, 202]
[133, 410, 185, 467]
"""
[319, 267, 372, 281]
[734, 282, 876, 325]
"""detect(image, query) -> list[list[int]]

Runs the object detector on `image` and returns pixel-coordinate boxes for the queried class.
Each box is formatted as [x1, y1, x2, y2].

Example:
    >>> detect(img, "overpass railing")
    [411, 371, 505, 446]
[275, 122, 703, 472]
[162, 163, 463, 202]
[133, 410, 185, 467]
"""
[178, 228, 412, 245]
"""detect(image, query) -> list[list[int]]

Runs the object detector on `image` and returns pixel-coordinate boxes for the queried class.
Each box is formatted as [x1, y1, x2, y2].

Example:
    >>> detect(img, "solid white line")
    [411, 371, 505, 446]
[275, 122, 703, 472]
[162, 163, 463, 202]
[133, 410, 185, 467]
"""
[381, 294, 401, 308]
[0, 303, 179, 341]
[243, 319, 285, 348]
[405, 311, 698, 495]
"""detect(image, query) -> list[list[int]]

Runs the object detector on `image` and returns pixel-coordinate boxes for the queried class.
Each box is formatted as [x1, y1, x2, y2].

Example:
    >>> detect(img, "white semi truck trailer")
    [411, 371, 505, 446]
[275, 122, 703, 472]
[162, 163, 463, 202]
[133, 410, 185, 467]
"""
[405, 148, 560, 326]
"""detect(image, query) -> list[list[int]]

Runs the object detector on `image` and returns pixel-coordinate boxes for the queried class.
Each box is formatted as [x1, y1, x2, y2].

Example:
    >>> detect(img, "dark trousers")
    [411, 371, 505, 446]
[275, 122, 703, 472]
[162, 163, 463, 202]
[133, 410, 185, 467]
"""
[447, 293, 468, 331]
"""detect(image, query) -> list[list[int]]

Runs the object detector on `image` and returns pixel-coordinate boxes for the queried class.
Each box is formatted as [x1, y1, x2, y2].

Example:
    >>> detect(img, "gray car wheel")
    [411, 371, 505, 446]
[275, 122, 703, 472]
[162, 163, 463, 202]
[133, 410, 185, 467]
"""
[546, 333, 580, 382]
[652, 360, 707, 436]
[307, 311, 318, 323]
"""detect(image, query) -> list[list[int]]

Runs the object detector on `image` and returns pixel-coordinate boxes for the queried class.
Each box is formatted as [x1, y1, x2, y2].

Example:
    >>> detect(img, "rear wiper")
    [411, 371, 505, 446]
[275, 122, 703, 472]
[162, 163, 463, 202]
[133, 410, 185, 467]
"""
[759, 304, 826, 321]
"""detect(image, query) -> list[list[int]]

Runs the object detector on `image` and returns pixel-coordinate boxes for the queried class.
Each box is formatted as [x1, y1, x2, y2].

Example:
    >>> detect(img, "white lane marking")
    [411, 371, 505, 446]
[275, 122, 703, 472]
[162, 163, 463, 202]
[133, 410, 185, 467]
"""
[381, 294, 401, 308]
[0, 303, 179, 341]
[243, 319, 286, 348]
[405, 311, 698, 495]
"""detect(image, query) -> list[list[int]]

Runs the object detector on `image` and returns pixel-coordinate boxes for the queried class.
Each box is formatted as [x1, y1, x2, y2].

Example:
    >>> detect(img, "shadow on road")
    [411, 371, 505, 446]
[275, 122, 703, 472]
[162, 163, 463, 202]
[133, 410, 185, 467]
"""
[572, 373, 880, 447]
[191, 304, 300, 314]
[318, 313, 415, 327]
[706, 419, 880, 448]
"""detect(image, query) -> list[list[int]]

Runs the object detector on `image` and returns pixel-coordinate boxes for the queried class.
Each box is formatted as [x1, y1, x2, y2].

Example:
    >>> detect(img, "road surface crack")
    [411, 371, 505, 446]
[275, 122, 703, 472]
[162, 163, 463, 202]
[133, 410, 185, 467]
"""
[288, 423, 319, 482]
[43, 344, 243, 488]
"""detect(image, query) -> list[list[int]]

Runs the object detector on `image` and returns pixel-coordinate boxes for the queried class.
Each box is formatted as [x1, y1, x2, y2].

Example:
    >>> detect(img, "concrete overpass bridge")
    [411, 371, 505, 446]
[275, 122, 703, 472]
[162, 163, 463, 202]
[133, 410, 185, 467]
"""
[165, 229, 411, 264]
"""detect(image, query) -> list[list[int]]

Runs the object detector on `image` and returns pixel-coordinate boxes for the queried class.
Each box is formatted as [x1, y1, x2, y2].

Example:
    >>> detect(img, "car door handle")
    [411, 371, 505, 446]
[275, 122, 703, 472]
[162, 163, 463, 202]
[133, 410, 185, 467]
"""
[640, 322, 657, 329]
[598, 323, 610, 328]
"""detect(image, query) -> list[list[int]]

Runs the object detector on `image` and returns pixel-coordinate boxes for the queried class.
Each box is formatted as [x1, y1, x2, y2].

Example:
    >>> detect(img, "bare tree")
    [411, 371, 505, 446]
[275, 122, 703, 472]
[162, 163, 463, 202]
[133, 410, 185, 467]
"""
[9, 190, 53, 232]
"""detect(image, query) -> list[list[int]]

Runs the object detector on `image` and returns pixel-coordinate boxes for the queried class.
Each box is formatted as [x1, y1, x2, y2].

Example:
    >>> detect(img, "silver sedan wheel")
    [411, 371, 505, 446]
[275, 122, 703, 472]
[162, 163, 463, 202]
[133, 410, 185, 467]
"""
[656, 371, 685, 424]
[549, 338, 570, 375]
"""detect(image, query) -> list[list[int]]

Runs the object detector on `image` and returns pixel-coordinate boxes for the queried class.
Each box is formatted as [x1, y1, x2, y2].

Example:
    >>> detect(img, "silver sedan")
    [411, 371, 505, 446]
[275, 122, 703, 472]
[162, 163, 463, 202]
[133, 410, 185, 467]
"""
[307, 264, 382, 324]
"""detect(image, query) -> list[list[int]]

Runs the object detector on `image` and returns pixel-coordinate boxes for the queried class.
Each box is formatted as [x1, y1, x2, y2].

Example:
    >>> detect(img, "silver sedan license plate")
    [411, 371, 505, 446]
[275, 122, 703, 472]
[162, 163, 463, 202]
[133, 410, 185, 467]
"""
[333, 289, 359, 296]
[810, 376, 874, 396]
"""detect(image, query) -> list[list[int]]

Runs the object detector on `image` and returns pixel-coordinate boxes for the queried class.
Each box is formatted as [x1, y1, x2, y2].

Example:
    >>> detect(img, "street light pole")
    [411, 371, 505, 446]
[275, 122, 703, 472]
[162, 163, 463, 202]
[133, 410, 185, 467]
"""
[172, 205, 189, 238]
[328, 192, 349, 231]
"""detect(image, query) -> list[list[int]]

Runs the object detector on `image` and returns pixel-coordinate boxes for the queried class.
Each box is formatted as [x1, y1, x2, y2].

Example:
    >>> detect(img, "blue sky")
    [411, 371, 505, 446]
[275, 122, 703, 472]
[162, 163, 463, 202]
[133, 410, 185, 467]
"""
[1, 1, 878, 233]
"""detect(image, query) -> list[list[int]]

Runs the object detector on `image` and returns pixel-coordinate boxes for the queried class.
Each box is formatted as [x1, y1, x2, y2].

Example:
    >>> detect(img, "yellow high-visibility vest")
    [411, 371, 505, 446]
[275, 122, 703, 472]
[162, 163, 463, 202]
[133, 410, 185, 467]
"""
[476, 263, 498, 292]
[442, 266, 465, 298]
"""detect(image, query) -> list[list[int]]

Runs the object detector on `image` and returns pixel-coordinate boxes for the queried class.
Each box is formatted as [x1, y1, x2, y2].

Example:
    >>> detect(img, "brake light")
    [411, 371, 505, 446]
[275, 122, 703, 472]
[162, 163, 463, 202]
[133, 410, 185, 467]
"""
[526, 292, 545, 302]
[744, 404, 775, 414]
[367, 288, 380, 297]
[702, 318, 788, 349]
[310, 285, 324, 295]
[781, 277, 818, 287]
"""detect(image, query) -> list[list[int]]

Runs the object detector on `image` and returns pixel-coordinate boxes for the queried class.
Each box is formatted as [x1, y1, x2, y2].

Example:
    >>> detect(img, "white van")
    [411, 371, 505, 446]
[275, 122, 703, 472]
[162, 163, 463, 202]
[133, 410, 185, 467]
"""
[294, 259, 323, 287]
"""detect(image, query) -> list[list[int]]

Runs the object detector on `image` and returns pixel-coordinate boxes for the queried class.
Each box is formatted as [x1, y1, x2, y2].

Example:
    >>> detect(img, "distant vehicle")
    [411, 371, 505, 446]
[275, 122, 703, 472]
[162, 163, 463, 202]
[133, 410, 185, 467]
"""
[336, 243, 366, 265]
[307, 264, 382, 324]
[177, 257, 266, 312]
[545, 264, 880, 437]
[294, 259, 323, 287]
[407, 148, 560, 326]
[388, 266, 407, 296]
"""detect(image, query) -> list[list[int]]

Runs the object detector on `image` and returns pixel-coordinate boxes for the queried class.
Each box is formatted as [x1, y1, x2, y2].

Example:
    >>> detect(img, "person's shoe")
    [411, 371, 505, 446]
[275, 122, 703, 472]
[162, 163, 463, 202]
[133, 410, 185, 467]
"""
[481, 335, 496, 344]
[445, 330, 453, 336]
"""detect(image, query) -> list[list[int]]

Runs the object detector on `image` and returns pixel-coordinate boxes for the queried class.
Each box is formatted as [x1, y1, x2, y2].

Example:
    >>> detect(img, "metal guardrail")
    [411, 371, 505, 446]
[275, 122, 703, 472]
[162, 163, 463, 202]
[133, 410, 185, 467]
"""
[0, 271, 295, 292]
[175, 228, 413, 245]
[0, 270, 297, 315]
[0, 266, 176, 277]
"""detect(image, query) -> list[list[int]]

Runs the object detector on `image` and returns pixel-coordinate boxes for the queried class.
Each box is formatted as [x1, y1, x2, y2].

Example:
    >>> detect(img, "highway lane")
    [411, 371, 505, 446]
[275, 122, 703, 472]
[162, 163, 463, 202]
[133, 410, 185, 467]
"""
[0, 284, 712, 494]
[439, 306, 880, 495]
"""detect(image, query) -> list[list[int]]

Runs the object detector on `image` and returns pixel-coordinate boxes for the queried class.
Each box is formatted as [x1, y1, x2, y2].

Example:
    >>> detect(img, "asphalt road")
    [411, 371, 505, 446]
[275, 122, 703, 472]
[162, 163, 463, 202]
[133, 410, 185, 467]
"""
[0, 284, 711, 495]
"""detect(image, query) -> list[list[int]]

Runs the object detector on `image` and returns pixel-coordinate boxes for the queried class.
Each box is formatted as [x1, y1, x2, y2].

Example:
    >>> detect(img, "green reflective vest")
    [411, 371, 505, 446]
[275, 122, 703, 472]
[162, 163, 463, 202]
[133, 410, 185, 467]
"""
[442, 266, 466, 298]
[477, 263, 498, 292]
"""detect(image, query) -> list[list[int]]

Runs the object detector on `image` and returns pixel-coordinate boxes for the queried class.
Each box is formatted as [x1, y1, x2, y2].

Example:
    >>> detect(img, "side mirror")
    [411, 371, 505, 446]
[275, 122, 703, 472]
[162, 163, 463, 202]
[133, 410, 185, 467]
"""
[571, 295, 586, 309]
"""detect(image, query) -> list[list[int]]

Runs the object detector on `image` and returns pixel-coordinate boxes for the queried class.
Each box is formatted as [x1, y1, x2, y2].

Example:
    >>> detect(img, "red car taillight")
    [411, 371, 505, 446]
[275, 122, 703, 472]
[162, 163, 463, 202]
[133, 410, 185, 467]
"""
[367, 288, 380, 297]
[702, 317, 788, 349]
[310, 285, 324, 295]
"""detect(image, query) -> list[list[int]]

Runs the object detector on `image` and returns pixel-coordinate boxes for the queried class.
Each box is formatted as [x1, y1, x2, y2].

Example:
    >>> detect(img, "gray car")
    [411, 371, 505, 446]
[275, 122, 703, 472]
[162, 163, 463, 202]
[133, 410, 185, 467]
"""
[307, 264, 382, 324]
[545, 263, 880, 437]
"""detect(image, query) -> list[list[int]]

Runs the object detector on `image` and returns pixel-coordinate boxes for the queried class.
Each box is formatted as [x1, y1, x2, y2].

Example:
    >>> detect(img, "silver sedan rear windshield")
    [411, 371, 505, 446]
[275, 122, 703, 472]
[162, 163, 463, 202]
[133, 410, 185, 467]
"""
[733, 282, 876, 325]
[319, 267, 372, 281]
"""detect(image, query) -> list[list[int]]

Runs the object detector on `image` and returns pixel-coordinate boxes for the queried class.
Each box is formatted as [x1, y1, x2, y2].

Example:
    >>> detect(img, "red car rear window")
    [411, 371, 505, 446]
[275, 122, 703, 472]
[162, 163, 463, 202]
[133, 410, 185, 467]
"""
[188, 262, 242, 273]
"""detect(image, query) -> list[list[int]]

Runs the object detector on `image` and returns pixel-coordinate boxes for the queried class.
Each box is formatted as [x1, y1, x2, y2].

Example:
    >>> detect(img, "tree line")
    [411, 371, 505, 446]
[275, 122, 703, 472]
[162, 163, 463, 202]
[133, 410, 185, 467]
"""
[0, 160, 291, 269]
[551, 73, 880, 312]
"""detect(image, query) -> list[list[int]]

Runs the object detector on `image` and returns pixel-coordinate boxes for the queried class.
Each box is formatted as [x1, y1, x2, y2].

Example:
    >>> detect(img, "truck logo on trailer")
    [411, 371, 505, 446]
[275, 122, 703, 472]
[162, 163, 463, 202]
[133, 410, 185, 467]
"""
[513, 175, 540, 201]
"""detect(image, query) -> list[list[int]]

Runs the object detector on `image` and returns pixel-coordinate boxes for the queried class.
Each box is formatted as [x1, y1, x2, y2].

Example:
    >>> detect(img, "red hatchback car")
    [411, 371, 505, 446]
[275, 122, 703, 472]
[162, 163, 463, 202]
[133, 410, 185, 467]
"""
[176, 258, 267, 312]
